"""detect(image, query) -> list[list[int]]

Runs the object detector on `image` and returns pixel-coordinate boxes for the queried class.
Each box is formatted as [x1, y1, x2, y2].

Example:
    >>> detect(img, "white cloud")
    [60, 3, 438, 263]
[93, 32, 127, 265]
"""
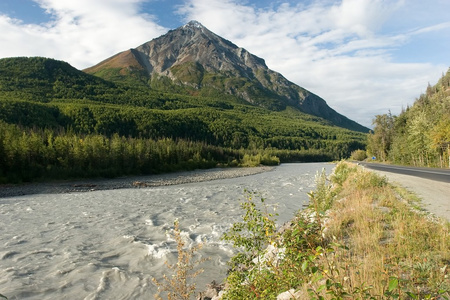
[178, 0, 447, 127]
[0, 0, 166, 68]
[0, 0, 448, 127]
[409, 21, 450, 36]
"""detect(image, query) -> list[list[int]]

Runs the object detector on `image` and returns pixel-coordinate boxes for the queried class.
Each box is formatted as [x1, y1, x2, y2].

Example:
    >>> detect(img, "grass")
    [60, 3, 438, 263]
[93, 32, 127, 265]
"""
[219, 161, 450, 299]
[321, 163, 449, 299]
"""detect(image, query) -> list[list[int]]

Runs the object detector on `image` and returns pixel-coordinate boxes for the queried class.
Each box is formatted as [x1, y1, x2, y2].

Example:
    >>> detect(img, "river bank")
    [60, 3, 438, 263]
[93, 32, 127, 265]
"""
[211, 161, 449, 299]
[0, 166, 274, 198]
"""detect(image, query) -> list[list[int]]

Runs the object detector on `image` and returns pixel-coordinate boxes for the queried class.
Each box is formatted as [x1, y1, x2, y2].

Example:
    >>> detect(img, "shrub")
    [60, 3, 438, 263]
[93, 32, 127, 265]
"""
[330, 160, 357, 186]
[221, 190, 279, 299]
[307, 168, 335, 212]
[152, 220, 207, 300]
[350, 149, 367, 161]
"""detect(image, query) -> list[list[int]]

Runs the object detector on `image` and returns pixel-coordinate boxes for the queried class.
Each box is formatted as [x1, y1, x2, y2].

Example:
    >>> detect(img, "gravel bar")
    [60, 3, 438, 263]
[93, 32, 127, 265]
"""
[0, 166, 275, 198]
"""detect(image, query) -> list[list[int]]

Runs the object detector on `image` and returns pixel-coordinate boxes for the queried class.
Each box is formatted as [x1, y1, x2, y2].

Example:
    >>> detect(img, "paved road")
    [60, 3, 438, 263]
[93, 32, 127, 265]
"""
[358, 162, 450, 222]
[359, 162, 450, 183]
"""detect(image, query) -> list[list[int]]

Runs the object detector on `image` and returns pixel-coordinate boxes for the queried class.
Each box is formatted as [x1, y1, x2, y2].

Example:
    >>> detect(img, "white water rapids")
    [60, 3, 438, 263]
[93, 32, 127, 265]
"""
[0, 163, 334, 299]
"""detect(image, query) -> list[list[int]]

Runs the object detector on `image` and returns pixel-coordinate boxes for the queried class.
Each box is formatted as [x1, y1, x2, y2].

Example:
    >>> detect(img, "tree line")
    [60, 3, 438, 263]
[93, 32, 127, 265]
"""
[0, 121, 348, 183]
[367, 68, 450, 168]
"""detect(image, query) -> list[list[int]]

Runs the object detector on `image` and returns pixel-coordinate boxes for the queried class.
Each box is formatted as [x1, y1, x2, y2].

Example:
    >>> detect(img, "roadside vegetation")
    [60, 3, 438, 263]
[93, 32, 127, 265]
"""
[156, 161, 449, 299]
[367, 68, 450, 168]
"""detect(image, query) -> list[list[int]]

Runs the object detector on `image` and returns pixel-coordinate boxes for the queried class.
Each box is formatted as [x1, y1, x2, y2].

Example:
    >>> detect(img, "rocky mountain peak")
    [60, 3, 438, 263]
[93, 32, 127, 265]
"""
[84, 22, 369, 132]
[129, 20, 266, 77]
[183, 20, 205, 29]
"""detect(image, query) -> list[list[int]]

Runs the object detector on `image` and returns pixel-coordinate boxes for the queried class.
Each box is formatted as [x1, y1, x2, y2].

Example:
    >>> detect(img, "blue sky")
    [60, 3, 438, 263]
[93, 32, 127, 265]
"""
[0, 0, 449, 127]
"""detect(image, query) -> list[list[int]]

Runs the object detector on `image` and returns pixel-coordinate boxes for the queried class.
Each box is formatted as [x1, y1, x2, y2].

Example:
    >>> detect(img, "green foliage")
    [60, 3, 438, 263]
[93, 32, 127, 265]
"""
[0, 122, 221, 182]
[220, 169, 376, 299]
[222, 191, 277, 267]
[367, 111, 395, 162]
[221, 191, 279, 299]
[307, 169, 335, 212]
[369, 68, 450, 168]
[350, 149, 367, 161]
[239, 153, 280, 167]
[330, 160, 357, 186]
[220, 162, 449, 299]
[0, 56, 368, 182]
[0, 120, 363, 183]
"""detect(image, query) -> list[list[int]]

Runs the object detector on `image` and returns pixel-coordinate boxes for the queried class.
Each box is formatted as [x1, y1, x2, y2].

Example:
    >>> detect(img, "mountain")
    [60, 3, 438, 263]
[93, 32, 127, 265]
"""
[0, 21, 371, 184]
[85, 21, 368, 133]
[0, 55, 368, 182]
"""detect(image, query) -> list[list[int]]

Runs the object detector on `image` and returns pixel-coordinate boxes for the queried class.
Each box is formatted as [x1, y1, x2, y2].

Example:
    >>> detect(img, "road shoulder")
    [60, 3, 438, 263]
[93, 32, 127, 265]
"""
[364, 169, 450, 222]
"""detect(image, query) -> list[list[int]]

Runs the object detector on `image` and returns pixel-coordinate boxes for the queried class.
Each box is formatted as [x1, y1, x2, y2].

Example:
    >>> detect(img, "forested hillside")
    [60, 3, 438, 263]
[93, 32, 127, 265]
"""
[367, 68, 450, 168]
[0, 57, 367, 183]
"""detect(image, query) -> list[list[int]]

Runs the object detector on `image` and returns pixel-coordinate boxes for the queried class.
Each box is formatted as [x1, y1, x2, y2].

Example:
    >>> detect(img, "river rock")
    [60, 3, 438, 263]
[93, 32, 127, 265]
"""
[197, 281, 224, 300]
[276, 289, 306, 299]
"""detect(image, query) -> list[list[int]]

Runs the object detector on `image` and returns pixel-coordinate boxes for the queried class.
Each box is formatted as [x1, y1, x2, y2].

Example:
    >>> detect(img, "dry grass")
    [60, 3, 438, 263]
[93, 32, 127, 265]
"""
[152, 220, 207, 300]
[311, 162, 450, 299]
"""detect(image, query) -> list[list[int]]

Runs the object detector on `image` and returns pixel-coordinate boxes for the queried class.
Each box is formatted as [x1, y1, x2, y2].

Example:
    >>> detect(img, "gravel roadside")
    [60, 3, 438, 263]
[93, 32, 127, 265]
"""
[365, 169, 450, 222]
[0, 166, 275, 198]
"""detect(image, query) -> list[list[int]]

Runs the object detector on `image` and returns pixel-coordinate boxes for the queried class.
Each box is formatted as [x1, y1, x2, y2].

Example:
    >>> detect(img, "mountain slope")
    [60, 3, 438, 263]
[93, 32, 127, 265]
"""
[0, 56, 366, 147]
[0, 55, 368, 183]
[85, 21, 368, 133]
[0, 56, 116, 101]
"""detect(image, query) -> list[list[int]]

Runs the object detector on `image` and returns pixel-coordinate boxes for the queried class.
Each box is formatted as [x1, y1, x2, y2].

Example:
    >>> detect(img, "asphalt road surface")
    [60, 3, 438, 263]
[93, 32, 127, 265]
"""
[359, 162, 450, 183]
[359, 162, 450, 222]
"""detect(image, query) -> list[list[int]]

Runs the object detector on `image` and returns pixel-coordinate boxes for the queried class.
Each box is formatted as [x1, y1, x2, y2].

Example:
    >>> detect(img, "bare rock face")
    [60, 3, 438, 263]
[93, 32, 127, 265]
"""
[135, 21, 265, 76]
[85, 21, 368, 132]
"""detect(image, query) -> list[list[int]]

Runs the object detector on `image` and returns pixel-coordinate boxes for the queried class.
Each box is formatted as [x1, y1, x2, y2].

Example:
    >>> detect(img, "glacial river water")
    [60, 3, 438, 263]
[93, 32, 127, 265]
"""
[0, 163, 334, 299]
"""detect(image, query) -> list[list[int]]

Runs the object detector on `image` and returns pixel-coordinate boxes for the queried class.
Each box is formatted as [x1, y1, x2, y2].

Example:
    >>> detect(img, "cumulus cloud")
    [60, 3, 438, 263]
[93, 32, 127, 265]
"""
[0, 0, 448, 127]
[0, 0, 166, 68]
[178, 0, 449, 127]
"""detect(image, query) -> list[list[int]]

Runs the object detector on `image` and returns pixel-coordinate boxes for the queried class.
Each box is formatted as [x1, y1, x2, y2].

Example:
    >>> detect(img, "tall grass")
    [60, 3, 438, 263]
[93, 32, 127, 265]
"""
[219, 161, 449, 299]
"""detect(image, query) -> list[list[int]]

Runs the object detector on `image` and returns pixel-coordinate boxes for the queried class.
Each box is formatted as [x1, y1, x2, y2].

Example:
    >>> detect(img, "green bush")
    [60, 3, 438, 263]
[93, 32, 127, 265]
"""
[330, 160, 357, 186]
[350, 149, 367, 161]
[221, 191, 278, 299]
[308, 169, 335, 212]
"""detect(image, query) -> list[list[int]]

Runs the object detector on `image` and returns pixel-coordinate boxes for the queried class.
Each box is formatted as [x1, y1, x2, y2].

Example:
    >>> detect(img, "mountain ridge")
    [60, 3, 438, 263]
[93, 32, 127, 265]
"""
[85, 21, 369, 133]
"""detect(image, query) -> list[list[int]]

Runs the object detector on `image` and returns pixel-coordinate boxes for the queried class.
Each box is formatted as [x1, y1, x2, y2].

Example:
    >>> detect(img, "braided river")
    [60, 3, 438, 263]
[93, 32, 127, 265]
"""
[0, 163, 333, 299]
